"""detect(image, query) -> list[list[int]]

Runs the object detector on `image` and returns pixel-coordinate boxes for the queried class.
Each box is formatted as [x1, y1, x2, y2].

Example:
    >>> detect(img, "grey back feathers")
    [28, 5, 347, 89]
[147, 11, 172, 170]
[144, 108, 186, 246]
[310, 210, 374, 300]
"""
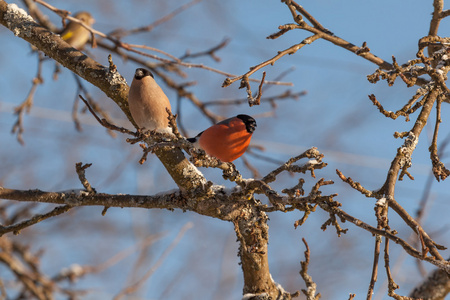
[187, 132, 203, 143]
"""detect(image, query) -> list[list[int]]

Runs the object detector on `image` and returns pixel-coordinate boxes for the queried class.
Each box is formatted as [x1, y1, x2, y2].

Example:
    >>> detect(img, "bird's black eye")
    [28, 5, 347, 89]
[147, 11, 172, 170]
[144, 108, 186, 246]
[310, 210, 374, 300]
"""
[134, 68, 154, 80]
[237, 114, 257, 133]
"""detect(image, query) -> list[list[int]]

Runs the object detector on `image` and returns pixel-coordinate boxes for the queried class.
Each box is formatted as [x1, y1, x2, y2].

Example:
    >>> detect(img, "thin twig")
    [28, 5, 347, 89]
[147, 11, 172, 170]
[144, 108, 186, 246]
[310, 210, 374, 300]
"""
[79, 95, 137, 136]
[0, 205, 72, 236]
[223, 35, 319, 88]
[75, 162, 96, 194]
[299, 238, 320, 300]
[367, 236, 381, 300]
[12, 52, 45, 145]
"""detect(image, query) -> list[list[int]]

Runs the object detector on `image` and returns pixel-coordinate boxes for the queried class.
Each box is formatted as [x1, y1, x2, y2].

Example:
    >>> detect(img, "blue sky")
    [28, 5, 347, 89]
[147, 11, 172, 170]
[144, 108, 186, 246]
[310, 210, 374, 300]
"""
[1, 1, 449, 299]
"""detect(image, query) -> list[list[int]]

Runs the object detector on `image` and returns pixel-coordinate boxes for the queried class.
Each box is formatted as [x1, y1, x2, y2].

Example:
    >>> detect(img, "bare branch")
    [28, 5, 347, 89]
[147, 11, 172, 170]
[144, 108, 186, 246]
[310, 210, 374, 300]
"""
[367, 236, 381, 300]
[11, 51, 45, 144]
[0, 205, 72, 236]
[299, 238, 320, 300]
[75, 162, 96, 194]
[223, 34, 319, 88]
[429, 95, 450, 181]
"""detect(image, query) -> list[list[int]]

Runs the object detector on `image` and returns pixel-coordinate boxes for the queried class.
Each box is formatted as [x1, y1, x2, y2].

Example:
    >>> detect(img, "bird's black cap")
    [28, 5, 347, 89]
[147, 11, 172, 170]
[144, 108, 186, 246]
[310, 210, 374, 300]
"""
[237, 114, 257, 134]
[134, 68, 154, 80]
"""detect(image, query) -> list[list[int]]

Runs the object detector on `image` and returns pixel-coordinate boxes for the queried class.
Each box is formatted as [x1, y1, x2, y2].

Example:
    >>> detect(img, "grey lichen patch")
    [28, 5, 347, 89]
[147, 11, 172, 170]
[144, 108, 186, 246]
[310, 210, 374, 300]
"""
[210, 184, 227, 195]
[182, 164, 207, 189]
[5, 3, 35, 37]
[75, 63, 91, 77]
[89, 71, 102, 79]
[182, 163, 204, 179]
[399, 131, 418, 168]
[41, 32, 60, 50]
[105, 66, 127, 91]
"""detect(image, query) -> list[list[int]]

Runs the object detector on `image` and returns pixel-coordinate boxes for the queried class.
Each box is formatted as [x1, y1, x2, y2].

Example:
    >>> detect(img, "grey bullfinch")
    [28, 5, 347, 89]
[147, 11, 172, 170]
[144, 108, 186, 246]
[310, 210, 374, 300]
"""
[128, 68, 173, 134]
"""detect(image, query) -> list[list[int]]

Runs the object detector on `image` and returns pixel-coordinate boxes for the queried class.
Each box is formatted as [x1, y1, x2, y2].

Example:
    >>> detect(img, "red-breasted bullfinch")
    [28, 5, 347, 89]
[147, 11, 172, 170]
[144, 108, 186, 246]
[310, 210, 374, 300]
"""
[187, 114, 257, 162]
[128, 68, 173, 133]
[60, 12, 95, 50]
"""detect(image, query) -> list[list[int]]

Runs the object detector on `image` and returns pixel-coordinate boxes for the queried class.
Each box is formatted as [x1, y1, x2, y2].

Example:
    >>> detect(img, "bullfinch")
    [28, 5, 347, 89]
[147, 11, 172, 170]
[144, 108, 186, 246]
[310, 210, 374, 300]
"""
[60, 11, 95, 50]
[128, 68, 173, 133]
[187, 115, 257, 162]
